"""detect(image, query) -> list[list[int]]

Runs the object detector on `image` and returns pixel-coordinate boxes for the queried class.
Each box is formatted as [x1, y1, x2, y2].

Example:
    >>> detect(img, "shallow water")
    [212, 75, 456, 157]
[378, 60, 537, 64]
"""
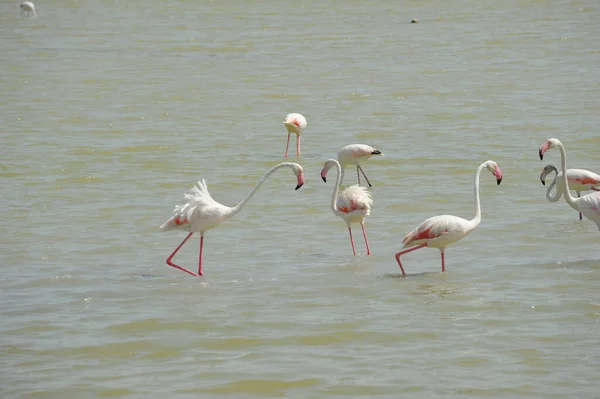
[1, 0, 599, 397]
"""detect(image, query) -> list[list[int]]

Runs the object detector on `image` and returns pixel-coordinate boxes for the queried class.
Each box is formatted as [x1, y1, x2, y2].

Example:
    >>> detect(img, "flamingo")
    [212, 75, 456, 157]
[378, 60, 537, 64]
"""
[20, 1, 36, 16]
[539, 138, 600, 230]
[321, 144, 383, 187]
[540, 164, 600, 220]
[322, 159, 373, 255]
[394, 160, 503, 275]
[160, 162, 305, 276]
[283, 113, 307, 158]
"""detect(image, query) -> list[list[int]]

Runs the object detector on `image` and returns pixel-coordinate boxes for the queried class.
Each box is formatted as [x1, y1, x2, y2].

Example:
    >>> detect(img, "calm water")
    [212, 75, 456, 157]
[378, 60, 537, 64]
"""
[1, 0, 599, 397]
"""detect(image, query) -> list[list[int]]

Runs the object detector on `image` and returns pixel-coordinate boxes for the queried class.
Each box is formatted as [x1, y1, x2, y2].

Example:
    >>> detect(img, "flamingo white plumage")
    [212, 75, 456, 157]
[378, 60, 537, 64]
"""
[394, 160, 503, 275]
[283, 113, 307, 158]
[160, 162, 305, 276]
[540, 164, 600, 220]
[20, 1, 36, 16]
[539, 138, 600, 231]
[322, 159, 373, 255]
[321, 144, 383, 187]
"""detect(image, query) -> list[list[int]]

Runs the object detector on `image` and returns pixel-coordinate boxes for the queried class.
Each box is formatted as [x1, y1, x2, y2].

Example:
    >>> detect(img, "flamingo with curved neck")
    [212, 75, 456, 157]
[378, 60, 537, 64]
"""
[160, 162, 305, 276]
[394, 161, 503, 275]
[323, 159, 373, 255]
[540, 164, 600, 219]
[539, 138, 600, 230]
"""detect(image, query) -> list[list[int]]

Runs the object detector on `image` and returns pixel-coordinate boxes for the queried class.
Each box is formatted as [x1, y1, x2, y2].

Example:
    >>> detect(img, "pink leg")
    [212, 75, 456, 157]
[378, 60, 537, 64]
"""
[166, 232, 198, 276]
[347, 225, 357, 255]
[198, 235, 204, 276]
[577, 192, 582, 220]
[284, 133, 291, 158]
[296, 135, 301, 158]
[394, 243, 428, 276]
[441, 251, 445, 272]
[361, 222, 371, 255]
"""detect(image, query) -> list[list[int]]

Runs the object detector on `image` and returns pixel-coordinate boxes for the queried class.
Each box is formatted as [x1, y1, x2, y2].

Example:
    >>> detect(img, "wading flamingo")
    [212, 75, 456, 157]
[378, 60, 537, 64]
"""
[321, 144, 383, 187]
[283, 113, 307, 158]
[394, 161, 503, 275]
[160, 162, 305, 276]
[322, 159, 373, 255]
[540, 164, 600, 220]
[539, 138, 600, 231]
[20, 1, 36, 16]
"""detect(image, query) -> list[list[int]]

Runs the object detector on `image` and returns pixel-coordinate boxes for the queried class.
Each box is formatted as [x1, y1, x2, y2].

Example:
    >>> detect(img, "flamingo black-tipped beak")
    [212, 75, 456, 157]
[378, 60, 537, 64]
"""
[540, 174, 546, 185]
[295, 184, 303, 190]
[539, 148, 544, 160]
[322, 176, 327, 183]
[497, 178, 502, 185]
[295, 174, 305, 190]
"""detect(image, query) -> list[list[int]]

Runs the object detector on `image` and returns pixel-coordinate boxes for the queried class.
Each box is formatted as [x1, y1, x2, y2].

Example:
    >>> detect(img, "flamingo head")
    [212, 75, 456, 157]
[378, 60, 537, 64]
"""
[539, 164, 558, 186]
[485, 161, 503, 185]
[283, 113, 307, 135]
[320, 160, 337, 183]
[290, 163, 305, 190]
[539, 138, 561, 160]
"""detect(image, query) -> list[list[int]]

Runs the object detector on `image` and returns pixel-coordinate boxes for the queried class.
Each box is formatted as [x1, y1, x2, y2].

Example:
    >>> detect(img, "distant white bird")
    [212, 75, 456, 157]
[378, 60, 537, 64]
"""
[394, 161, 503, 275]
[321, 144, 383, 187]
[540, 164, 600, 220]
[539, 138, 600, 231]
[160, 162, 305, 276]
[20, 1, 36, 16]
[282, 113, 307, 158]
[322, 159, 373, 256]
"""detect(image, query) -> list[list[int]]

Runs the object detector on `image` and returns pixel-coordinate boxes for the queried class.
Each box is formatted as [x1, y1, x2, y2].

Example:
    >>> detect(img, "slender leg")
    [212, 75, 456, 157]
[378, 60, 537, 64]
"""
[284, 133, 291, 158]
[356, 166, 361, 185]
[440, 251, 445, 272]
[358, 165, 373, 187]
[198, 235, 204, 276]
[347, 225, 356, 255]
[166, 232, 198, 276]
[296, 134, 301, 158]
[577, 192, 582, 220]
[361, 222, 371, 255]
[394, 244, 428, 276]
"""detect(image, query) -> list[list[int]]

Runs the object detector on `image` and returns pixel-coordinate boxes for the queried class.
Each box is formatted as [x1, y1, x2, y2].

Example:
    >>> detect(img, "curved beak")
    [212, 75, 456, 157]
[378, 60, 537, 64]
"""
[320, 166, 328, 183]
[540, 171, 546, 186]
[295, 174, 305, 190]
[538, 143, 549, 161]
[539, 148, 544, 160]
[494, 168, 503, 185]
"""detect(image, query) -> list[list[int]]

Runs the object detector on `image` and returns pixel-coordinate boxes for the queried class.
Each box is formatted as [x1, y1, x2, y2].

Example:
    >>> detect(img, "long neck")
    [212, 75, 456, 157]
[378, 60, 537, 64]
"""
[330, 160, 343, 213]
[557, 142, 579, 209]
[469, 163, 486, 228]
[339, 164, 346, 187]
[546, 173, 562, 202]
[230, 163, 290, 217]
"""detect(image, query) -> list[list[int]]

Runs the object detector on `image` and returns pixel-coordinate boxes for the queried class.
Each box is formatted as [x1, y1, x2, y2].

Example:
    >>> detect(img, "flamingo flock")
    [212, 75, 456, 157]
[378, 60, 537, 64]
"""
[160, 113, 599, 277]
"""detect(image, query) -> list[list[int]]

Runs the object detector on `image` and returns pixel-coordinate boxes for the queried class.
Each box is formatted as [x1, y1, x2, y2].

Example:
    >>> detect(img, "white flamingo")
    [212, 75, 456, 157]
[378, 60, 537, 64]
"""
[20, 1, 36, 16]
[322, 159, 373, 255]
[539, 138, 600, 231]
[394, 161, 503, 275]
[283, 113, 307, 158]
[540, 164, 600, 220]
[320, 144, 383, 187]
[160, 162, 305, 276]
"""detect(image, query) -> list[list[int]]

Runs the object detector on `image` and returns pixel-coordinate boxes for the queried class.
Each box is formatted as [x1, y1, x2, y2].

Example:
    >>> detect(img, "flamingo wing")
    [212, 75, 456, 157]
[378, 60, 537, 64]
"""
[566, 169, 600, 188]
[160, 179, 221, 230]
[402, 215, 467, 247]
[336, 185, 373, 213]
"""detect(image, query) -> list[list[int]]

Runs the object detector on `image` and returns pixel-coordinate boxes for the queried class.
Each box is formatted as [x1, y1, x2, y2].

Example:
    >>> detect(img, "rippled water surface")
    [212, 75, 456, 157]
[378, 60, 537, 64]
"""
[1, 0, 599, 397]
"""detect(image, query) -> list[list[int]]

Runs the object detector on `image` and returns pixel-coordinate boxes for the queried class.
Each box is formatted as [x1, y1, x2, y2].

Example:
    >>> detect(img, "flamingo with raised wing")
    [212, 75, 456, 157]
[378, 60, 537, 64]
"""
[160, 162, 305, 276]
[322, 159, 373, 255]
[283, 113, 307, 158]
[540, 164, 600, 220]
[394, 161, 503, 275]
[321, 144, 383, 187]
[539, 138, 600, 231]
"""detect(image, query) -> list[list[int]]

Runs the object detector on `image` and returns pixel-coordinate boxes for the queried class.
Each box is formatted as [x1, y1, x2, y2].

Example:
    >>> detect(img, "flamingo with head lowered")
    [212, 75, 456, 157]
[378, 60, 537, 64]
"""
[321, 144, 383, 187]
[394, 161, 503, 276]
[322, 159, 373, 256]
[539, 164, 600, 220]
[539, 138, 600, 231]
[160, 162, 305, 276]
[283, 113, 307, 158]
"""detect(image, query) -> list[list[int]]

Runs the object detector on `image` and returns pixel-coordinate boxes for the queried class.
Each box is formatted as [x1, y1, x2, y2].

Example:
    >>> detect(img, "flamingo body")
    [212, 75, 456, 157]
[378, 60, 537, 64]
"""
[20, 1, 36, 16]
[160, 162, 304, 276]
[321, 144, 383, 187]
[394, 160, 503, 275]
[540, 139, 600, 230]
[540, 165, 600, 219]
[323, 159, 373, 255]
[283, 113, 307, 158]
